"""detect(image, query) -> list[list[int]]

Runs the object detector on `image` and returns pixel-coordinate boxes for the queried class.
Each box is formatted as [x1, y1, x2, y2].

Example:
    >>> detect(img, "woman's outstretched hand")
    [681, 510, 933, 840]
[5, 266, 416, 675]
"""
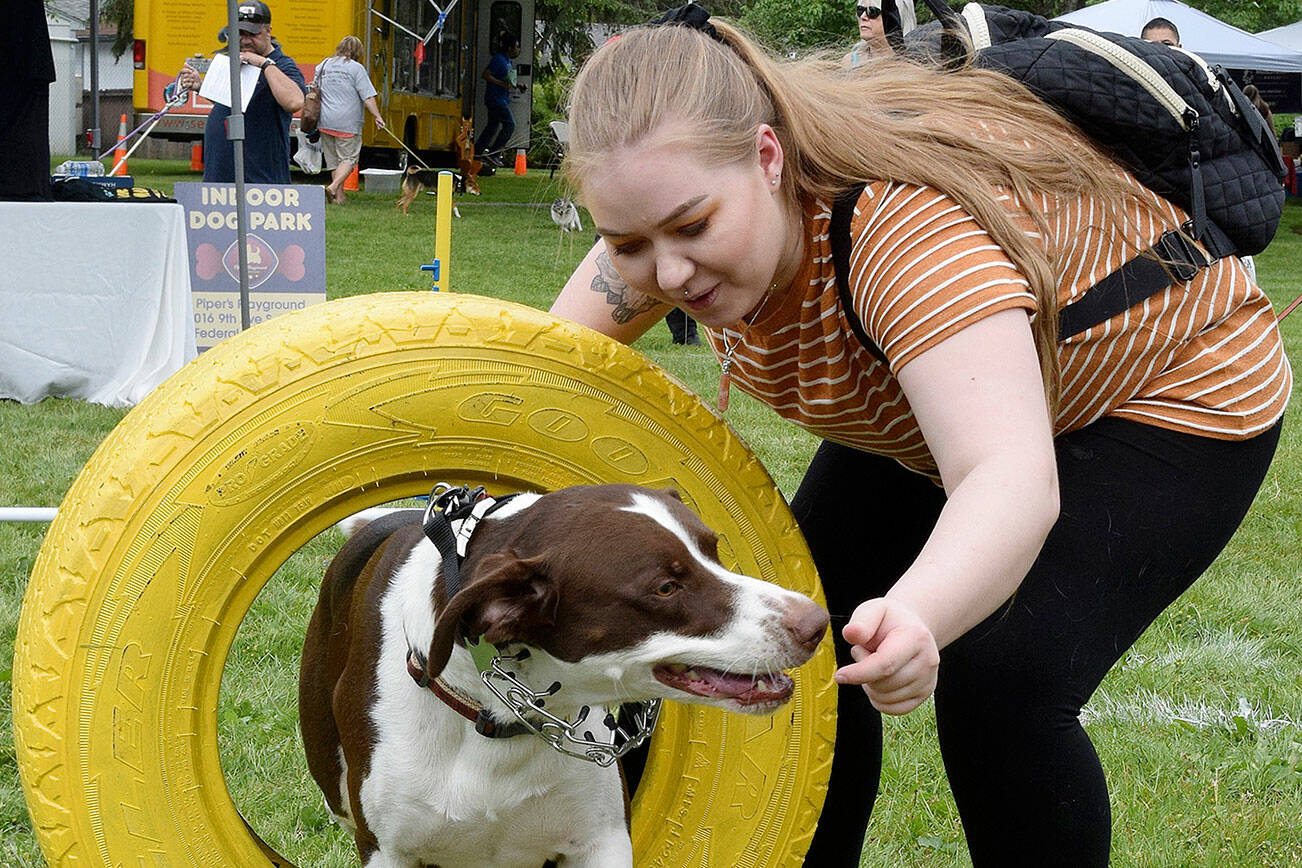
[835, 597, 940, 715]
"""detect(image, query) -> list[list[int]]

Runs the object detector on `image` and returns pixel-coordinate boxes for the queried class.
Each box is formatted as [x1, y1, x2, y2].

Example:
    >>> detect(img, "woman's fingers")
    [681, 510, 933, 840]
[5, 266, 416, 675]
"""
[835, 596, 940, 715]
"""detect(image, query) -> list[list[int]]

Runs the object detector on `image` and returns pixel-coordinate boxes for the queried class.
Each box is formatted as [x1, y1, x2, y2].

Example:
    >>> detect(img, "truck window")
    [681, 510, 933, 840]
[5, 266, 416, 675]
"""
[418, 1, 461, 96]
[489, 2, 522, 53]
[393, 0, 419, 94]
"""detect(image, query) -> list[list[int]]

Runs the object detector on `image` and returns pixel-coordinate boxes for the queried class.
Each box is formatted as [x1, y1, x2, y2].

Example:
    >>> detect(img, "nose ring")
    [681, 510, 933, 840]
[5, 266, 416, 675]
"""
[683, 290, 690, 298]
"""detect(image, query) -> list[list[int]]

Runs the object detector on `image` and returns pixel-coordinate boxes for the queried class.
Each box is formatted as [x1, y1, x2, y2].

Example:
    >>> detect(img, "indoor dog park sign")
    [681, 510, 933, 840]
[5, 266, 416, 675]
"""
[174, 183, 326, 351]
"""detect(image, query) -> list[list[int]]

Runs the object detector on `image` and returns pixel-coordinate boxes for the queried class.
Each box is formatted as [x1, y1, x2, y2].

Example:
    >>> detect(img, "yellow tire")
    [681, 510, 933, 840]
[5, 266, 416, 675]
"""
[13, 291, 835, 867]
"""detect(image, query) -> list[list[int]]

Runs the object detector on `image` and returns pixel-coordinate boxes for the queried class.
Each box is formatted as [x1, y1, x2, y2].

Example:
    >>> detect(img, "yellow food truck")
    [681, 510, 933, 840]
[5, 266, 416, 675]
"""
[131, 0, 534, 163]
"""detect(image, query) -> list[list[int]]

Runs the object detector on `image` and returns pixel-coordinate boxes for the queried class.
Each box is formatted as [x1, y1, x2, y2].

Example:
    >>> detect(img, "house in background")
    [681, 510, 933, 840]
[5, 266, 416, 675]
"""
[44, 0, 180, 159]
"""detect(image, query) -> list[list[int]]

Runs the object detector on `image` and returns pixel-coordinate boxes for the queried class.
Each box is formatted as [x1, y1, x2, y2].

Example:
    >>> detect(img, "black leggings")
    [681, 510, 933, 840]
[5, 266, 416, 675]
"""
[794, 417, 1281, 867]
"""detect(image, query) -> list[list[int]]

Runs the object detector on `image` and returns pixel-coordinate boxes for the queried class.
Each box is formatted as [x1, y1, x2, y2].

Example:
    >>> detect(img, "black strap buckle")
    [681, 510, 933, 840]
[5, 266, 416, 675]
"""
[423, 484, 486, 602]
[1057, 228, 1211, 341]
[430, 484, 488, 523]
[1161, 226, 1210, 282]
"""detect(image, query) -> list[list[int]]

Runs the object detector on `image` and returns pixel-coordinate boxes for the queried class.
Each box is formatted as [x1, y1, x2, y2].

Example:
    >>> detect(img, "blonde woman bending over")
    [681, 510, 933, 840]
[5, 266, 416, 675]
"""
[549, 7, 1288, 866]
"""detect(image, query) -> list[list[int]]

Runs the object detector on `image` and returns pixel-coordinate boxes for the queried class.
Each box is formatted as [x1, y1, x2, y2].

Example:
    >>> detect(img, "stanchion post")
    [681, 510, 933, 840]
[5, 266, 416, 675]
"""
[435, 170, 453, 292]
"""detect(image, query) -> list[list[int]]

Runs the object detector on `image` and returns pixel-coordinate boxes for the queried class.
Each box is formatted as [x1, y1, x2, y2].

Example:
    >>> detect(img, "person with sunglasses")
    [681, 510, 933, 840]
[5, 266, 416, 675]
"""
[844, 0, 915, 68]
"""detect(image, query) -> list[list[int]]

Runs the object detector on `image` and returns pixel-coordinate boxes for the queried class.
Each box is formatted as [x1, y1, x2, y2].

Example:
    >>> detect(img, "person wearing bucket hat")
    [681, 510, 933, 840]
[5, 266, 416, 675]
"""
[844, 0, 916, 68]
[176, 1, 306, 183]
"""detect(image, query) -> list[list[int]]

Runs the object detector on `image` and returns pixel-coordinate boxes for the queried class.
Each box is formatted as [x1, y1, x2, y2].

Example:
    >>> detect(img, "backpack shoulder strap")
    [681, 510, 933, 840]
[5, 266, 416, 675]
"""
[1056, 230, 1209, 340]
[830, 188, 889, 365]
[832, 188, 1212, 350]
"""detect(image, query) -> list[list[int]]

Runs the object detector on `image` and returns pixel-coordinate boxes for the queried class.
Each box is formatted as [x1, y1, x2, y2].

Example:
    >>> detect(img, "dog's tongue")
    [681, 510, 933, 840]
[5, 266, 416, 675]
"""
[653, 663, 795, 705]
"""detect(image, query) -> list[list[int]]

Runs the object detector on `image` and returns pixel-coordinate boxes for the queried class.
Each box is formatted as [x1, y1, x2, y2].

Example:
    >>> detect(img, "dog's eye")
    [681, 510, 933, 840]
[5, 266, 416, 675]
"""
[653, 580, 681, 598]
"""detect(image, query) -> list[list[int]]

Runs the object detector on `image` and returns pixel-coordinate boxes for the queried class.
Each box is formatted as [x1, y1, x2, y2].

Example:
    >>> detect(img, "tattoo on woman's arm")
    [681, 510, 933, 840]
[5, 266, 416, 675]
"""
[592, 250, 659, 324]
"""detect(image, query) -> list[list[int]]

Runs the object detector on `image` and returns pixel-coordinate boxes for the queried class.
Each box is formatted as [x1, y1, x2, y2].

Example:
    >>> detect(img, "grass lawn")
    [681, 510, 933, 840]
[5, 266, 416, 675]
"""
[1, 159, 1300, 866]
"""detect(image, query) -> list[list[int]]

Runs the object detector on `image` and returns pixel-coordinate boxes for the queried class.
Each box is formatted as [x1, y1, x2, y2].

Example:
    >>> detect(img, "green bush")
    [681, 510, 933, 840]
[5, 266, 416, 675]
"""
[528, 65, 576, 175]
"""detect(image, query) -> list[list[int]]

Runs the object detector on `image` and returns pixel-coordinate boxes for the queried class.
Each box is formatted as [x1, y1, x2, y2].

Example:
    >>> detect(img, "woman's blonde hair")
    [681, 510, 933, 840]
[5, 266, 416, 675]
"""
[564, 22, 1158, 409]
[335, 35, 363, 61]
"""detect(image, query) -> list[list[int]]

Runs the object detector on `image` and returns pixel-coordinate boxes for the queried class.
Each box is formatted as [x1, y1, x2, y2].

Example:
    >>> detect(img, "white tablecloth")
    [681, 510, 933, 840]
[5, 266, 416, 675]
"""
[0, 202, 197, 407]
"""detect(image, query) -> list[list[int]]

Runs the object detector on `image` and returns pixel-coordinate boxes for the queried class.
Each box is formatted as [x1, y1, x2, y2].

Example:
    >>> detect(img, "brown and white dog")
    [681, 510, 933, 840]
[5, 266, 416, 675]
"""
[299, 484, 828, 868]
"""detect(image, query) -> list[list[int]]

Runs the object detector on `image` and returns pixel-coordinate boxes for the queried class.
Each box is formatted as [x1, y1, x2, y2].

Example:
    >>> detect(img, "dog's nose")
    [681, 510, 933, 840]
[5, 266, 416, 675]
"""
[783, 601, 829, 653]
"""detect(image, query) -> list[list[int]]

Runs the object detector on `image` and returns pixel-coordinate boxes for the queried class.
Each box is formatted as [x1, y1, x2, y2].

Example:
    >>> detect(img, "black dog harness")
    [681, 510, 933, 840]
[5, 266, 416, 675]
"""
[405, 484, 532, 739]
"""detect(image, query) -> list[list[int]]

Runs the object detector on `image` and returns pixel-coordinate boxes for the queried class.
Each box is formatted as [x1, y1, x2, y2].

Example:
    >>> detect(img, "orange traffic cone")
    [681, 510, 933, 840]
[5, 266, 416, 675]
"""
[343, 162, 360, 191]
[513, 148, 527, 175]
[110, 114, 129, 176]
[189, 141, 204, 172]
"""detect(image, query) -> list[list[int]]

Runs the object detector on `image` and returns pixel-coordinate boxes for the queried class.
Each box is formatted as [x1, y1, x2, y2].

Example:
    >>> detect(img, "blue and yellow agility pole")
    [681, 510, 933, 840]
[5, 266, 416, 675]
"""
[418, 171, 455, 291]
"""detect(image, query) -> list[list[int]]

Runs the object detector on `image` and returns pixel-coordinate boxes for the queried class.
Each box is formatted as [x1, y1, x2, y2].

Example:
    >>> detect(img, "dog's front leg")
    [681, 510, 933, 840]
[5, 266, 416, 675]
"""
[360, 844, 422, 868]
[558, 827, 634, 868]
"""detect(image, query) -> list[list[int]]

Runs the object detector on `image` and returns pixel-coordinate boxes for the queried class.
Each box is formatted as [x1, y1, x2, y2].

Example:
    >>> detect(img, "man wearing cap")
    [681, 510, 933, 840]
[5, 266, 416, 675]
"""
[177, 1, 305, 183]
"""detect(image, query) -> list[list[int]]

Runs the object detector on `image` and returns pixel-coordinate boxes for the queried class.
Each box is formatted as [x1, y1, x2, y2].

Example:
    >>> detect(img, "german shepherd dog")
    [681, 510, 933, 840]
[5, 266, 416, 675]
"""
[396, 167, 468, 215]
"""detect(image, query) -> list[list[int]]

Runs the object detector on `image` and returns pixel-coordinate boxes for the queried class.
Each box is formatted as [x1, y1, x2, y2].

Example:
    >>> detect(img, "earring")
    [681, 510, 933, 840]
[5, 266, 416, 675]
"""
[683, 290, 690, 298]
[771, 175, 780, 186]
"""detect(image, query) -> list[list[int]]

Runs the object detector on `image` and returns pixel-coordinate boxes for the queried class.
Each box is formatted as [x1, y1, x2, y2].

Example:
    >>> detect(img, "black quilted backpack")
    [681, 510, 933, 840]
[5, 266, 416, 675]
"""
[833, 2, 1288, 358]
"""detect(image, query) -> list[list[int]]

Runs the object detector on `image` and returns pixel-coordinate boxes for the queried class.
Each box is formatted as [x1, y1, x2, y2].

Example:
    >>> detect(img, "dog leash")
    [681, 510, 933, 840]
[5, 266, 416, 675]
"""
[411, 484, 536, 738]
[1279, 292, 1302, 321]
[422, 483, 518, 601]
[380, 125, 434, 170]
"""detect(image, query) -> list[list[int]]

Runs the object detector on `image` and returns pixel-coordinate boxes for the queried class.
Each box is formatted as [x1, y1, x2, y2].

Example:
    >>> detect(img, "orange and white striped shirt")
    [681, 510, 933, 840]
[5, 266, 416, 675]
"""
[707, 178, 1291, 481]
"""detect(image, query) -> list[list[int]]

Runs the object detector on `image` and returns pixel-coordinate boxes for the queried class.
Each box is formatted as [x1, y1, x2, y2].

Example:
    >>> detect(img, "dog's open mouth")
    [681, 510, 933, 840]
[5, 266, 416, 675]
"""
[652, 663, 795, 706]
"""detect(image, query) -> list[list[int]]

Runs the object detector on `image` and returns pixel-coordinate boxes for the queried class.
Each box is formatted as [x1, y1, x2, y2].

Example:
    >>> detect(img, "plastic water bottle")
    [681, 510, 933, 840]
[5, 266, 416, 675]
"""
[54, 161, 106, 177]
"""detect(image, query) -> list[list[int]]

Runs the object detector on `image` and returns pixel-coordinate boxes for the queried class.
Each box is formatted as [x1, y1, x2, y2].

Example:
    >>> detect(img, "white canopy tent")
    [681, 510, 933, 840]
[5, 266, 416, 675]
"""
[1054, 0, 1302, 72]
[1258, 20, 1302, 52]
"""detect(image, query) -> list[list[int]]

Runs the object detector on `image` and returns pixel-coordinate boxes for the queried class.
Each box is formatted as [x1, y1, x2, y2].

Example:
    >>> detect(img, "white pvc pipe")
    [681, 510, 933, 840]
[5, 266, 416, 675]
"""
[0, 507, 58, 522]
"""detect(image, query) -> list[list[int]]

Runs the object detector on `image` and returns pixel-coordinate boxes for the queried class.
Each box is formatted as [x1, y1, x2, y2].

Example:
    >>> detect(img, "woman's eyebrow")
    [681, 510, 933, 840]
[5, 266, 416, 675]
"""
[596, 194, 710, 238]
[654, 195, 708, 228]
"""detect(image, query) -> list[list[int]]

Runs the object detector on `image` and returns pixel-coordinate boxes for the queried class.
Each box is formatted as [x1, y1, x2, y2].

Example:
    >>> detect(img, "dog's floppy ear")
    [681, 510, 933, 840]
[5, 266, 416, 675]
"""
[425, 552, 557, 679]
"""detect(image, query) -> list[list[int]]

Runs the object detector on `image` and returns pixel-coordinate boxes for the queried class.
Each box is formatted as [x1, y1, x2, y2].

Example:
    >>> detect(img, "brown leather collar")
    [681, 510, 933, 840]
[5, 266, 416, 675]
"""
[406, 648, 531, 739]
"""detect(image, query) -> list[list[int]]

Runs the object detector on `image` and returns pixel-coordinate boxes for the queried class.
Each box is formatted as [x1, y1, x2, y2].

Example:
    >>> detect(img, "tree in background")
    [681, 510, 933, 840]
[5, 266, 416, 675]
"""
[1199, 0, 1302, 34]
[92, 1, 1302, 62]
[735, 0, 851, 52]
[736, 0, 1302, 53]
[91, 0, 133, 58]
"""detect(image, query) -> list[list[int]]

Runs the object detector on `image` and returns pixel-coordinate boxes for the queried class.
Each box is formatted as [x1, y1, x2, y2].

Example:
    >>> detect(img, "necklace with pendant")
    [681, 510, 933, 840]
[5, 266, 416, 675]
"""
[717, 282, 779, 413]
